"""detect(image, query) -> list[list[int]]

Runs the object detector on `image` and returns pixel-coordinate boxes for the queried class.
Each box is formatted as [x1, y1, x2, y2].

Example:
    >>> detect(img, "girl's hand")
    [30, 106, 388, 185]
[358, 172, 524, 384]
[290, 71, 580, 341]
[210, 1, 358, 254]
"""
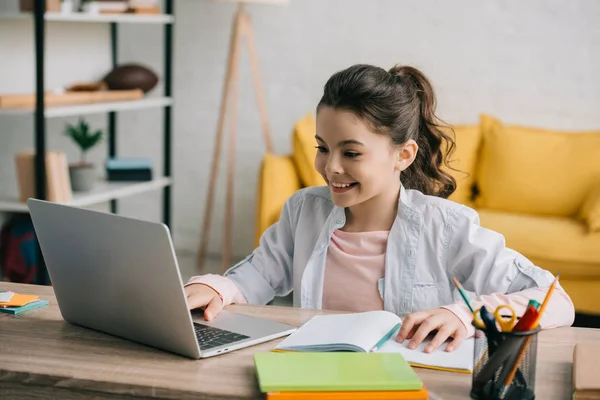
[184, 284, 224, 321]
[396, 308, 467, 353]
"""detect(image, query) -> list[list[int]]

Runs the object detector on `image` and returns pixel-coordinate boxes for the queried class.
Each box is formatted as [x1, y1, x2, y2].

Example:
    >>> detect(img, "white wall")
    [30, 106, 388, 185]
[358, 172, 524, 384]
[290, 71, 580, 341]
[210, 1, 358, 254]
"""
[0, 0, 598, 261]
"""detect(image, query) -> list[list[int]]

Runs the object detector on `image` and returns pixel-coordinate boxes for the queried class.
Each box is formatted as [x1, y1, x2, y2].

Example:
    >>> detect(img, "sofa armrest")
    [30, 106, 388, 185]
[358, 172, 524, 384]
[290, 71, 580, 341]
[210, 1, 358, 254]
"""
[578, 184, 600, 233]
[255, 153, 302, 247]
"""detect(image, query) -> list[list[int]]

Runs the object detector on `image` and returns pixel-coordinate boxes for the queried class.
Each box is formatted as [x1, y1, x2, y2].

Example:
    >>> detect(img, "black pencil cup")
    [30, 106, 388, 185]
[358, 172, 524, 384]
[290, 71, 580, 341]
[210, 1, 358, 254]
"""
[470, 324, 540, 400]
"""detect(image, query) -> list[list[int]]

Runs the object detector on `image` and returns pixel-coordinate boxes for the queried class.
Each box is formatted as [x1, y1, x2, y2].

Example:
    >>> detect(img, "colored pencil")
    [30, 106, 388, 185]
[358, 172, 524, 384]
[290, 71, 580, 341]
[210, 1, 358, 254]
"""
[451, 277, 475, 313]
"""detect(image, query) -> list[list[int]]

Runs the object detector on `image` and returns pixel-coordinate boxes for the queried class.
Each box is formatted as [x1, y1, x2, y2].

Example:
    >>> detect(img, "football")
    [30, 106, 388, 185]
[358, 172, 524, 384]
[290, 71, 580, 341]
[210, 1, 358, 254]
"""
[102, 64, 159, 93]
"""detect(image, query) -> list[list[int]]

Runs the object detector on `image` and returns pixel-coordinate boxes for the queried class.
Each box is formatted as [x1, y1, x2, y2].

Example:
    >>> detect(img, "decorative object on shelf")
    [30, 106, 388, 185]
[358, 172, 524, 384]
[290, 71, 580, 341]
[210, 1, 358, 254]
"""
[61, 0, 76, 13]
[102, 63, 159, 93]
[80, 0, 101, 14]
[105, 157, 153, 181]
[196, 0, 289, 273]
[14, 151, 72, 203]
[94, 0, 129, 14]
[127, 0, 160, 14]
[20, 0, 62, 12]
[64, 118, 104, 192]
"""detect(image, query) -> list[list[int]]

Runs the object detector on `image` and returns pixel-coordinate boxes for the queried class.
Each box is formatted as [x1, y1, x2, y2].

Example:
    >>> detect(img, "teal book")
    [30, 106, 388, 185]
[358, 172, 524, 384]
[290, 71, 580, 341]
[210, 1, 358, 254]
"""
[0, 299, 49, 315]
[254, 352, 423, 393]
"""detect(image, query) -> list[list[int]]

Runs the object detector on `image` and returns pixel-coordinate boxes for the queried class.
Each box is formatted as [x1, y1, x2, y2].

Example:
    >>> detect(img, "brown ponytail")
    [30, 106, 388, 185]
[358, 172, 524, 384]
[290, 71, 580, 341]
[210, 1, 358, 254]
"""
[318, 64, 457, 198]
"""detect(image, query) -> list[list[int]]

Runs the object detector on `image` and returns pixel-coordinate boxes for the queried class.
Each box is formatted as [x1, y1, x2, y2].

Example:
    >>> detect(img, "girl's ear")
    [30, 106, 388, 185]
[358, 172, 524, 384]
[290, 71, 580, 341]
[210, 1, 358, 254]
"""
[396, 139, 418, 172]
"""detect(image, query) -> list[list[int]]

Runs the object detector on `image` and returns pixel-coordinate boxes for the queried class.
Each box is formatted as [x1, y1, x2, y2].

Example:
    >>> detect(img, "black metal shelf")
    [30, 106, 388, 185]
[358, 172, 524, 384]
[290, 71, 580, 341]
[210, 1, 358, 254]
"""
[22, 0, 175, 284]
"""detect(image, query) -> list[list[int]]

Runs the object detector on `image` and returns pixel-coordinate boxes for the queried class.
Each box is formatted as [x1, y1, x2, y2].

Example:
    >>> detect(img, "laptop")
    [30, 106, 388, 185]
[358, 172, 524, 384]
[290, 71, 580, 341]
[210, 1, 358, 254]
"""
[27, 198, 297, 359]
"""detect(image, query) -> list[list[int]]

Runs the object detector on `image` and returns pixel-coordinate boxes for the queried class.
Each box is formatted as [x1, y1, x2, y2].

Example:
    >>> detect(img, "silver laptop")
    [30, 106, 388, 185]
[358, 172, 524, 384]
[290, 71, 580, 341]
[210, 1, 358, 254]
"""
[27, 198, 296, 359]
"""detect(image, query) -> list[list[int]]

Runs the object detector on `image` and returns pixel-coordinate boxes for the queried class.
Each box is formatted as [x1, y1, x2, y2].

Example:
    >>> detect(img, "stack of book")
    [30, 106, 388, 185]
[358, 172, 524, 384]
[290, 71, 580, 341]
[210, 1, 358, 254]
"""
[254, 352, 429, 400]
[105, 157, 153, 181]
[95, 0, 160, 14]
[0, 291, 48, 315]
[14, 151, 72, 204]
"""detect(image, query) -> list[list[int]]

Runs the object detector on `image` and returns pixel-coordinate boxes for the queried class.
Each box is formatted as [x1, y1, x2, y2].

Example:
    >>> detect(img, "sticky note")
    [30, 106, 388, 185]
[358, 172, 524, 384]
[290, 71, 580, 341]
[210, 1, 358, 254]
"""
[0, 291, 15, 303]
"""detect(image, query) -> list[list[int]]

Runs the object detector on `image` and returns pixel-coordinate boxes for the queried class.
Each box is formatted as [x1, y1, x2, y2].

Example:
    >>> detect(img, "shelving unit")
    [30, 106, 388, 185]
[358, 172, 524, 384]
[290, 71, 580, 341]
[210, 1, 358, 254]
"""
[0, 0, 175, 284]
[0, 96, 173, 118]
[0, 177, 172, 212]
[0, 11, 174, 24]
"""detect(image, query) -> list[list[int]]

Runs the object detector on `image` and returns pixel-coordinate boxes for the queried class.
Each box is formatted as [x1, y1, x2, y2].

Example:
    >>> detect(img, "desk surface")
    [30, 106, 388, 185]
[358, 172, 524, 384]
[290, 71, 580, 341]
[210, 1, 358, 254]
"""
[1, 282, 598, 400]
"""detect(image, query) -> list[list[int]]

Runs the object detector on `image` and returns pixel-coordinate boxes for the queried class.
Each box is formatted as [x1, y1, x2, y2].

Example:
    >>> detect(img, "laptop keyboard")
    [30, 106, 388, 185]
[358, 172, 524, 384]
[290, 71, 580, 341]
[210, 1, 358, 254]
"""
[193, 323, 250, 350]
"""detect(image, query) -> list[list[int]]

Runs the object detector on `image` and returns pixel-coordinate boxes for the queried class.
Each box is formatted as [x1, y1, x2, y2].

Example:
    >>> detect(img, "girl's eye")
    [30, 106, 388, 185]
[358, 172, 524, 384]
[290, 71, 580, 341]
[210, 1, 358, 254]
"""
[345, 152, 360, 158]
[315, 146, 328, 153]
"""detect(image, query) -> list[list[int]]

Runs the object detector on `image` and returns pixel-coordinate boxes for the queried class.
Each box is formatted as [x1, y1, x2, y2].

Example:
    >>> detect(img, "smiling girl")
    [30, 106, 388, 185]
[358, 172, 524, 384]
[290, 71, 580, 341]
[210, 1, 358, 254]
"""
[185, 64, 574, 353]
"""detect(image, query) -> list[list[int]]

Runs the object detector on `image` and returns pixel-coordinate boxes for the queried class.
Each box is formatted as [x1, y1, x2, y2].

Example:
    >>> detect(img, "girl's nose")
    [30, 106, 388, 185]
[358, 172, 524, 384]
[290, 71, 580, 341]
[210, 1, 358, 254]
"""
[325, 155, 343, 175]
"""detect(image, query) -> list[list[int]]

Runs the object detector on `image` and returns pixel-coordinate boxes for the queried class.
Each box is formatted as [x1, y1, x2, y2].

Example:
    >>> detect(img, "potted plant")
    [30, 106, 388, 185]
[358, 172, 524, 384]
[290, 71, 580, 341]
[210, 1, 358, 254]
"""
[64, 118, 103, 192]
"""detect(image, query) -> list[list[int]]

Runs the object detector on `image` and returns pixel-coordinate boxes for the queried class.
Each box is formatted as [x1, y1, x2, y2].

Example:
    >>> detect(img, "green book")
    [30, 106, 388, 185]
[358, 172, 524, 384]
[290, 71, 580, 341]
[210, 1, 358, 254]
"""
[0, 300, 49, 315]
[254, 352, 423, 393]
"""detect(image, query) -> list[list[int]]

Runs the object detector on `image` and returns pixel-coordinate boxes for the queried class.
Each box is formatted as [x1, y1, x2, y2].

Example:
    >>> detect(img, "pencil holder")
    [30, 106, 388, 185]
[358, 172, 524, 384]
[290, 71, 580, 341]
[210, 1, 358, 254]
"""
[470, 324, 541, 400]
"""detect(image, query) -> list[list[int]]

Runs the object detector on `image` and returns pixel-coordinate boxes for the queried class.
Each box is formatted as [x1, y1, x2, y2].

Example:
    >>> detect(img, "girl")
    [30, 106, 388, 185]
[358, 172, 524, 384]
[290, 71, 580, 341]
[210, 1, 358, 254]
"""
[185, 64, 575, 353]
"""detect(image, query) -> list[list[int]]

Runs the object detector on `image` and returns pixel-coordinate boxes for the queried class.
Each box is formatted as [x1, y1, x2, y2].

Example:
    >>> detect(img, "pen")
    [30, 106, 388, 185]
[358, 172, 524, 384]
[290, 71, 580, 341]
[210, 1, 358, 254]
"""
[370, 323, 401, 352]
[451, 277, 475, 313]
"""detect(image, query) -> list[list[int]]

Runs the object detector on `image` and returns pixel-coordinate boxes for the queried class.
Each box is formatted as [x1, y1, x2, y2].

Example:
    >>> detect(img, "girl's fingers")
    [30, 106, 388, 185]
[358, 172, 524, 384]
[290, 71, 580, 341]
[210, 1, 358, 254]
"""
[186, 292, 212, 311]
[204, 296, 224, 321]
[424, 325, 454, 353]
[408, 315, 440, 349]
[446, 327, 467, 352]
[397, 311, 428, 343]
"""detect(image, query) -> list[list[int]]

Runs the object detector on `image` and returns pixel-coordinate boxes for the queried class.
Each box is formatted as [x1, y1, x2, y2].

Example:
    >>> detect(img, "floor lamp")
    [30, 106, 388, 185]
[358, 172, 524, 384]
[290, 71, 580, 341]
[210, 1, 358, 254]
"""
[196, 0, 288, 273]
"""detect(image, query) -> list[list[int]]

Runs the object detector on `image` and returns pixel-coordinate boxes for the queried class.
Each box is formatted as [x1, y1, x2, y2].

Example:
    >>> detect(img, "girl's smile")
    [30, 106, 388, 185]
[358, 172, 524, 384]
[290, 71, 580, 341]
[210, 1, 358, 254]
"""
[327, 180, 359, 193]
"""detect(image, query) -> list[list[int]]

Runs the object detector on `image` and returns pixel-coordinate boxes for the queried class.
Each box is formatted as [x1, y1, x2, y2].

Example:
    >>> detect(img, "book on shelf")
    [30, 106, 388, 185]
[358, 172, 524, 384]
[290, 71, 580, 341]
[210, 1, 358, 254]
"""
[14, 151, 72, 204]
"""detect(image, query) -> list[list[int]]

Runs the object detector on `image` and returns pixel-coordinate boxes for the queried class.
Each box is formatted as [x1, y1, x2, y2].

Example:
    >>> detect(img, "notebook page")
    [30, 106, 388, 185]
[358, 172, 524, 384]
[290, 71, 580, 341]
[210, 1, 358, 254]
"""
[275, 311, 402, 352]
[378, 337, 474, 372]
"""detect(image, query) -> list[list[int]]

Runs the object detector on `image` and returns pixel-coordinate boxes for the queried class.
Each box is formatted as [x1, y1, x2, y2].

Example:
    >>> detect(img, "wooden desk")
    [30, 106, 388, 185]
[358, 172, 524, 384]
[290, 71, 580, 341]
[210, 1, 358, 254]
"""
[0, 282, 598, 400]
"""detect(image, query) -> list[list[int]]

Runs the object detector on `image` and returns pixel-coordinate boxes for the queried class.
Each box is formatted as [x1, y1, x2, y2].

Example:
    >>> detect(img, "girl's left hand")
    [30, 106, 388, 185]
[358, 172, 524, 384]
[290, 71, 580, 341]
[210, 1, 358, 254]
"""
[396, 308, 467, 353]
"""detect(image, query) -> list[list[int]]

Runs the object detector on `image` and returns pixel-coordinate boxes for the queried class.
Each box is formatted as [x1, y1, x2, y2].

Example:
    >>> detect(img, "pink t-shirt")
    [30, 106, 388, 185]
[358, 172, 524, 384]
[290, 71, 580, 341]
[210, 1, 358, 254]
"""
[321, 229, 388, 312]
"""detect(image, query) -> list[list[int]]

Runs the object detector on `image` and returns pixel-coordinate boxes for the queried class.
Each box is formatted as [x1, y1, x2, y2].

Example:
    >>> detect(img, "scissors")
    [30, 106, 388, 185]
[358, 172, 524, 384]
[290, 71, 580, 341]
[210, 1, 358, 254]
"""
[473, 304, 517, 332]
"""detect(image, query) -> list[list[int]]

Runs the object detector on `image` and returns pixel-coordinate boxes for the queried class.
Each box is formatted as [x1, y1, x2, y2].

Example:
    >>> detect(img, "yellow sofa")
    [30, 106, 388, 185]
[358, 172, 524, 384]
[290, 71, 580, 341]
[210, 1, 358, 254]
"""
[255, 113, 600, 315]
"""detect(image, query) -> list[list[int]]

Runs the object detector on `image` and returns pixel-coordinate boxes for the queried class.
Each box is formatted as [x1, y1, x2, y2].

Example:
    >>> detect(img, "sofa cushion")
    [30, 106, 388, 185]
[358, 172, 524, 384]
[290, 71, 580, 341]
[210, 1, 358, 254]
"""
[255, 153, 302, 247]
[578, 183, 600, 233]
[476, 208, 600, 279]
[444, 125, 482, 205]
[292, 113, 325, 187]
[475, 114, 600, 217]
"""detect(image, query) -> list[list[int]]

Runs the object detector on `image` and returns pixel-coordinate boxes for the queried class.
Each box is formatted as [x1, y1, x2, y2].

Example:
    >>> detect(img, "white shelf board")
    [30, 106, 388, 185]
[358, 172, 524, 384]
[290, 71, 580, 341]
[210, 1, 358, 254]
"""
[0, 12, 174, 24]
[0, 97, 172, 118]
[0, 177, 172, 213]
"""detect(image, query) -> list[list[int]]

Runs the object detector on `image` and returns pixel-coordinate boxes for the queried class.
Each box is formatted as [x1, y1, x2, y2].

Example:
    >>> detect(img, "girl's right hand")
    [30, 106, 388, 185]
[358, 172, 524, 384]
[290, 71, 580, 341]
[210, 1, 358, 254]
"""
[184, 284, 224, 321]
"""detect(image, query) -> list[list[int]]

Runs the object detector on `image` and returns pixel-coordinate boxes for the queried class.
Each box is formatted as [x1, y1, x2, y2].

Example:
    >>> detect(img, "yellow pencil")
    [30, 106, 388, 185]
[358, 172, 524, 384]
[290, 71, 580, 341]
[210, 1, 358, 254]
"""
[530, 273, 560, 330]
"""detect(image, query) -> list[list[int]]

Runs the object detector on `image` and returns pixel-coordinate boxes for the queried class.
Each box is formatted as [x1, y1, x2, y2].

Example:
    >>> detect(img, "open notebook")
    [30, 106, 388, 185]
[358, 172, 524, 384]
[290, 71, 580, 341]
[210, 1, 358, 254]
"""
[274, 310, 474, 373]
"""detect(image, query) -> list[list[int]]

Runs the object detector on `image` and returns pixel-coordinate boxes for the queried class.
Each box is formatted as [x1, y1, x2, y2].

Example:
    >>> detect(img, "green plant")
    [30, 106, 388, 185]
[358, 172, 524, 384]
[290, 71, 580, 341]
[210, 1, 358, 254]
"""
[64, 118, 103, 165]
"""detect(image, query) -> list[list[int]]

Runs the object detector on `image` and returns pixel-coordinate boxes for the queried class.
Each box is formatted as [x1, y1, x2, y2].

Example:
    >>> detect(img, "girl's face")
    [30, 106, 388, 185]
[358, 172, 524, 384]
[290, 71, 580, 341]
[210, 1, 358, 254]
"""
[315, 107, 413, 209]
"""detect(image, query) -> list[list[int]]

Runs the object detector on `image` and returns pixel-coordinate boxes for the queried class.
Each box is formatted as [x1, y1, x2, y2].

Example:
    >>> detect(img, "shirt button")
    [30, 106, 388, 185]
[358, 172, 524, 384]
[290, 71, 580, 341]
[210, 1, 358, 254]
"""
[408, 249, 415, 257]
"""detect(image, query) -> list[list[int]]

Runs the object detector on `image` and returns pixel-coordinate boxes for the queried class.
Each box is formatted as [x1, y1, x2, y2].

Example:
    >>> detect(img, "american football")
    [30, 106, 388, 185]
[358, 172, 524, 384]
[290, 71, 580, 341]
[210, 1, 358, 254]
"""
[102, 64, 159, 93]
